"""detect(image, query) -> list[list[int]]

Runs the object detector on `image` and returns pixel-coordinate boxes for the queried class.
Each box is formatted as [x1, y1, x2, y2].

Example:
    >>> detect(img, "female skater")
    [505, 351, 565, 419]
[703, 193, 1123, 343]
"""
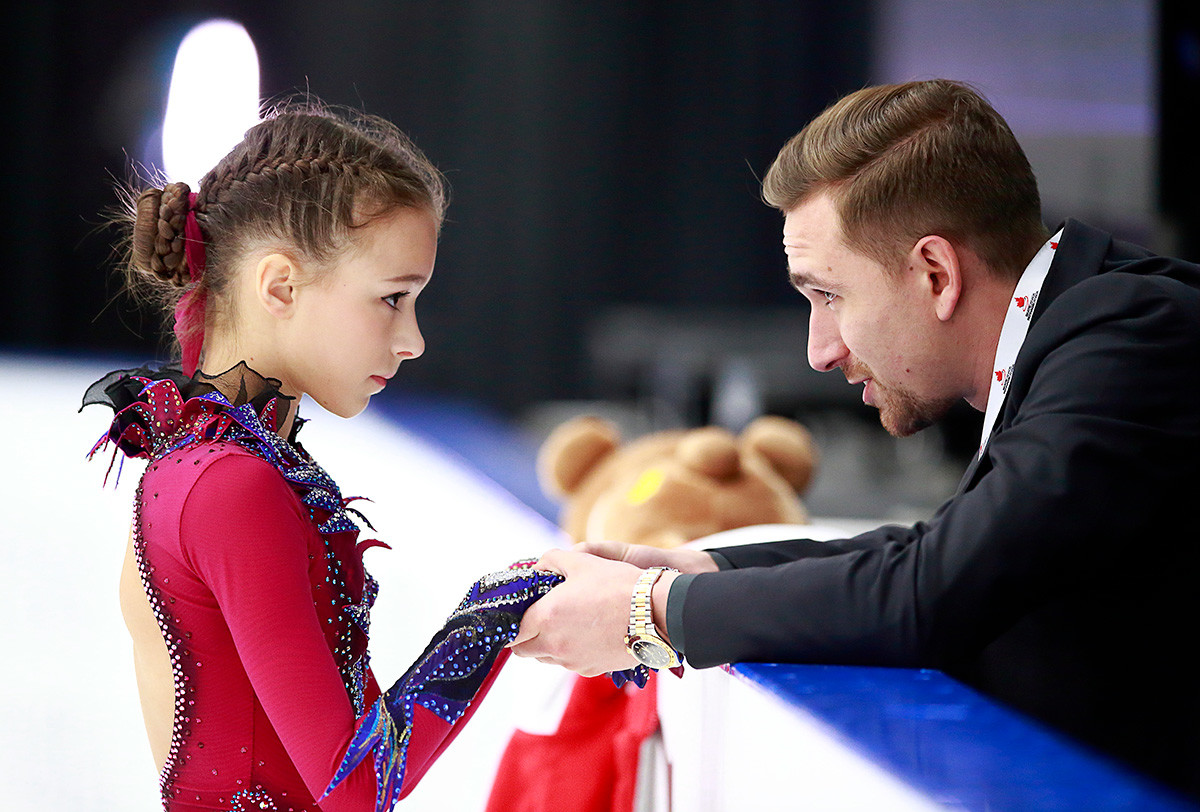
[84, 104, 558, 812]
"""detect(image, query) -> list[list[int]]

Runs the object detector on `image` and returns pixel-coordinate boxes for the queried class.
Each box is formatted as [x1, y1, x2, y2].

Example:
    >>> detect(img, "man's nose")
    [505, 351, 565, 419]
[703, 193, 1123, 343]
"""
[807, 309, 847, 372]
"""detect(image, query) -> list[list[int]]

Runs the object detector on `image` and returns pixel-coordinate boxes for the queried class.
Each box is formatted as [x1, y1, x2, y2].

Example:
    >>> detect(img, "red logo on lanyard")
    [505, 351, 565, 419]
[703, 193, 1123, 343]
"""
[1050, 241, 1058, 250]
[995, 365, 1013, 394]
[1014, 296, 1027, 309]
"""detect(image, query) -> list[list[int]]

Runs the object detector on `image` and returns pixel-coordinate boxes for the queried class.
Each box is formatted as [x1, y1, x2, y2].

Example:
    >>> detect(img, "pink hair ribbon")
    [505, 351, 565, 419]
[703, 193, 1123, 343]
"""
[173, 191, 208, 376]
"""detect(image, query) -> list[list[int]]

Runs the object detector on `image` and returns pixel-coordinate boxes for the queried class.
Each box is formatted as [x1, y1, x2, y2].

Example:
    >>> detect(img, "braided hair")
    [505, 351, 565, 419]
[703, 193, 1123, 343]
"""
[122, 101, 446, 349]
[131, 181, 194, 286]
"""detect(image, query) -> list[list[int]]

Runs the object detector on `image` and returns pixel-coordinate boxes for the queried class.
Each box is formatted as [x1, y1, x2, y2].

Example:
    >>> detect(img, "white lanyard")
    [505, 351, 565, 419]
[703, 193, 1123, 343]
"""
[978, 228, 1063, 456]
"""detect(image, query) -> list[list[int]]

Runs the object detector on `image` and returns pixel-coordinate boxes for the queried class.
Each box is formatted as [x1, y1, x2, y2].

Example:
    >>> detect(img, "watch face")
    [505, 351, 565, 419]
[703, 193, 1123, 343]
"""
[631, 637, 675, 669]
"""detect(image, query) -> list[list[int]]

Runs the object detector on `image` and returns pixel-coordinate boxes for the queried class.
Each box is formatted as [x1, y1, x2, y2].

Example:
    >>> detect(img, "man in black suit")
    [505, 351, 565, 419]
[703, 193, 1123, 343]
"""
[510, 79, 1200, 797]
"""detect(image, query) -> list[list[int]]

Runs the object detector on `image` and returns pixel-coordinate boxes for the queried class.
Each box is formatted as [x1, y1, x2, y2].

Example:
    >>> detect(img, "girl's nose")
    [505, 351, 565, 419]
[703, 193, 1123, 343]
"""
[395, 320, 424, 360]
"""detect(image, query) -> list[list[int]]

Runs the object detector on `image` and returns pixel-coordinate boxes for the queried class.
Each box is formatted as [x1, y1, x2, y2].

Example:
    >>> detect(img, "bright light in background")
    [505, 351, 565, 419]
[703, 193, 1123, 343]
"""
[162, 20, 260, 188]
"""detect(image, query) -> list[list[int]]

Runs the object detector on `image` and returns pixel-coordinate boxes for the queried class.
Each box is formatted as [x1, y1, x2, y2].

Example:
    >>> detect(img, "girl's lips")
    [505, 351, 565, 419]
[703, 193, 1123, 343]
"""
[370, 375, 389, 389]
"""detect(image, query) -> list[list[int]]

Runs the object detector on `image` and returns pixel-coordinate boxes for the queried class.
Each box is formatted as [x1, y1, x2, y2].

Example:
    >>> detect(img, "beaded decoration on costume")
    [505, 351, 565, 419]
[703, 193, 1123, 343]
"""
[85, 363, 379, 808]
[321, 562, 563, 810]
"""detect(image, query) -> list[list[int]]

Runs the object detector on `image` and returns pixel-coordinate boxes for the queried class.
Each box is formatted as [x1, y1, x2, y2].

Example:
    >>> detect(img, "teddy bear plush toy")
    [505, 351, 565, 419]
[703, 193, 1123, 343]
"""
[537, 413, 819, 549]
[486, 414, 818, 812]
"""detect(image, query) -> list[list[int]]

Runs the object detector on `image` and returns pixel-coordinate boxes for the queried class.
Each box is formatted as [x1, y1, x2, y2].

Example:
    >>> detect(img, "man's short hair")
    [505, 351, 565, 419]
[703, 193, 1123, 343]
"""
[762, 79, 1048, 279]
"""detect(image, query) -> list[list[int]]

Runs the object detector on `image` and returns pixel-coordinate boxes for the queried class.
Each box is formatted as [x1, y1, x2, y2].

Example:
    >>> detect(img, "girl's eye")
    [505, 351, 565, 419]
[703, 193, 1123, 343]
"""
[383, 292, 409, 309]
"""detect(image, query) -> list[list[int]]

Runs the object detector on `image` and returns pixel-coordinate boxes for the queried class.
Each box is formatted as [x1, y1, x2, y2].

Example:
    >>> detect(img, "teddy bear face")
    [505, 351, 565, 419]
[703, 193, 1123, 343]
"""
[580, 453, 808, 547]
[540, 416, 816, 549]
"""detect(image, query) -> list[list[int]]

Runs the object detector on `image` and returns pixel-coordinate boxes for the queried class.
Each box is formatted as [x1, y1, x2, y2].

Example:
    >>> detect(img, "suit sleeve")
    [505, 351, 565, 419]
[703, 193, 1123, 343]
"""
[680, 273, 1200, 669]
[708, 522, 928, 568]
[179, 454, 379, 811]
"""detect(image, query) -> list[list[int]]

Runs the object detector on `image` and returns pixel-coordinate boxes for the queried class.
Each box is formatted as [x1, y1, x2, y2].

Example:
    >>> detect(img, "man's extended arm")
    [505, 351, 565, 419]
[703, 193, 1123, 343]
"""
[514, 273, 1200, 676]
[678, 273, 1200, 668]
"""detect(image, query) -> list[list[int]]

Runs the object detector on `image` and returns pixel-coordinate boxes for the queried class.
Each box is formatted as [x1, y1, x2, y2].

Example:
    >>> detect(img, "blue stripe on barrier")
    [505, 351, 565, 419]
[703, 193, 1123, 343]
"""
[733, 662, 1198, 811]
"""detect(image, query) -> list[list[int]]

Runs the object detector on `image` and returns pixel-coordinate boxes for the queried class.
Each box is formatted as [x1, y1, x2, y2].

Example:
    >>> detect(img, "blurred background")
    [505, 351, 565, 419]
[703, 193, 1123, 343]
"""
[1, 0, 1195, 522]
[3, 2, 1199, 809]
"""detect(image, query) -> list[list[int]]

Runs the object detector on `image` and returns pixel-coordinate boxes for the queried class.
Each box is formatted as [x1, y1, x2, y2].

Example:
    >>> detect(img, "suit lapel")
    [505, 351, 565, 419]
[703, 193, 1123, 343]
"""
[1027, 220, 1111, 332]
[953, 220, 1111, 496]
[955, 452, 986, 495]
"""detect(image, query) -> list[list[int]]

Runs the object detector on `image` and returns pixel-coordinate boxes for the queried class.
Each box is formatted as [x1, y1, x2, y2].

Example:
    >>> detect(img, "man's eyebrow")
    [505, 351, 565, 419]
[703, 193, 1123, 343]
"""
[788, 268, 831, 290]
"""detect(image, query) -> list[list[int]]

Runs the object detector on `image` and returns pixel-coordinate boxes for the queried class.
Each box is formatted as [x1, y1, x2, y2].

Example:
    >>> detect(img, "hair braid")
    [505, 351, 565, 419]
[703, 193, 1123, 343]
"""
[131, 181, 194, 287]
[201, 154, 364, 207]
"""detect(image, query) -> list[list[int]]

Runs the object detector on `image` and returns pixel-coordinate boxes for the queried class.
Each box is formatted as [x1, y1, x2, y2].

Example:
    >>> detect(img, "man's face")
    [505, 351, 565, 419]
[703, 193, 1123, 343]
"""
[783, 192, 958, 437]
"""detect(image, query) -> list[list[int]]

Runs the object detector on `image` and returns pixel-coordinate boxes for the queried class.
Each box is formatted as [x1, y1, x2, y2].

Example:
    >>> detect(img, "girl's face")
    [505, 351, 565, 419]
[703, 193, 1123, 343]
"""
[281, 206, 438, 418]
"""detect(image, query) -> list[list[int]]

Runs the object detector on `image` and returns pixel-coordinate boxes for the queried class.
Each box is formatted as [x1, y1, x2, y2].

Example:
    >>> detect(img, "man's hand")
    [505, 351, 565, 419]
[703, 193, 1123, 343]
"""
[573, 540, 721, 574]
[509, 549, 645, 677]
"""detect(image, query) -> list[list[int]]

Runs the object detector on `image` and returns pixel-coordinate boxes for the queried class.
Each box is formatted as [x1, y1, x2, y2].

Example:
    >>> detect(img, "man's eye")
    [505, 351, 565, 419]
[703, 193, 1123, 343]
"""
[383, 292, 408, 309]
[818, 289, 837, 304]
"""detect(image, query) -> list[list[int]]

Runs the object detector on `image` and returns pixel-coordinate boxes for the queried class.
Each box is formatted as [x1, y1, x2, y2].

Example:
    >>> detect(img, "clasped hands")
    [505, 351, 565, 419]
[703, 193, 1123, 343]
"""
[507, 541, 718, 676]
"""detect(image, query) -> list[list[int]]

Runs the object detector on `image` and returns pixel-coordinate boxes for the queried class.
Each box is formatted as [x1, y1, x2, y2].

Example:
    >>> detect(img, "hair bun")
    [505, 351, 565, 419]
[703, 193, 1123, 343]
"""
[132, 181, 193, 286]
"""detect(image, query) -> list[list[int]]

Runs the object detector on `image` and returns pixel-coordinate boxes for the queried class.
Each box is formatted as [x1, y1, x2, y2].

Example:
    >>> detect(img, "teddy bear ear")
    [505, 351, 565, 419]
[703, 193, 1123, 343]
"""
[741, 415, 819, 495]
[536, 416, 621, 499]
[677, 426, 740, 480]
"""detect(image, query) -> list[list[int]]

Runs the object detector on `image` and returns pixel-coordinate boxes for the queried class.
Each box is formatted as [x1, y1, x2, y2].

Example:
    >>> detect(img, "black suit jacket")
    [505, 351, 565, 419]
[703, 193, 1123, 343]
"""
[683, 220, 1200, 796]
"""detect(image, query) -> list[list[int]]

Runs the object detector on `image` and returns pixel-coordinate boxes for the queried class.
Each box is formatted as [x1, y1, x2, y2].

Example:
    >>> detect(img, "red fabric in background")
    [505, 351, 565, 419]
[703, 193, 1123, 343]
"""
[486, 672, 659, 812]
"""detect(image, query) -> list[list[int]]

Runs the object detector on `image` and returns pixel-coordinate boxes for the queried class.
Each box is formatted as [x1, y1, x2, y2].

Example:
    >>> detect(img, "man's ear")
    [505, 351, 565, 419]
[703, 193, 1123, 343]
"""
[909, 235, 962, 322]
[255, 253, 300, 318]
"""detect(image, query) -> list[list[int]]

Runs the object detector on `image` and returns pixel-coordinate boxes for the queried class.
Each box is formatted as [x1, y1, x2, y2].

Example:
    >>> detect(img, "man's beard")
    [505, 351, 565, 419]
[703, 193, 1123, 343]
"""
[876, 384, 955, 437]
[844, 358, 956, 438]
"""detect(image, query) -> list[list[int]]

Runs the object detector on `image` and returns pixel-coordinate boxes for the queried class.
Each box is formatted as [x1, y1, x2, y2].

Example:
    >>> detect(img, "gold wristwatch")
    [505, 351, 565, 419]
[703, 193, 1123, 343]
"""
[624, 567, 682, 669]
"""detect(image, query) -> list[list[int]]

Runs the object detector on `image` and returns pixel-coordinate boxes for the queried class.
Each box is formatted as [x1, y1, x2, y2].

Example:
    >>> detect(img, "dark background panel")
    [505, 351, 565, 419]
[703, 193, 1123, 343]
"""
[1159, 0, 1200, 260]
[0, 0, 1188, 455]
[0, 1, 871, 414]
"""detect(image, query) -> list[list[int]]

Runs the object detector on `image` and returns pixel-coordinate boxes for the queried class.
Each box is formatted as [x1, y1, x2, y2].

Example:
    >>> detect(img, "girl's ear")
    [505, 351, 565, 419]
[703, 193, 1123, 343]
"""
[255, 253, 299, 318]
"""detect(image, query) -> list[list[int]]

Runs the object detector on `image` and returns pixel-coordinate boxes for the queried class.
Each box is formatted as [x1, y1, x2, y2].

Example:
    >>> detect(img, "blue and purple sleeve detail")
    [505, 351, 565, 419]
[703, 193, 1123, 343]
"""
[320, 561, 563, 811]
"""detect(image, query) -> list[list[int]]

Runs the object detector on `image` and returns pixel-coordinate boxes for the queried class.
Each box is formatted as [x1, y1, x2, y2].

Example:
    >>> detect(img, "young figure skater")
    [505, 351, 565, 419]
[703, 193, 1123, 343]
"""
[84, 104, 560, 812]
